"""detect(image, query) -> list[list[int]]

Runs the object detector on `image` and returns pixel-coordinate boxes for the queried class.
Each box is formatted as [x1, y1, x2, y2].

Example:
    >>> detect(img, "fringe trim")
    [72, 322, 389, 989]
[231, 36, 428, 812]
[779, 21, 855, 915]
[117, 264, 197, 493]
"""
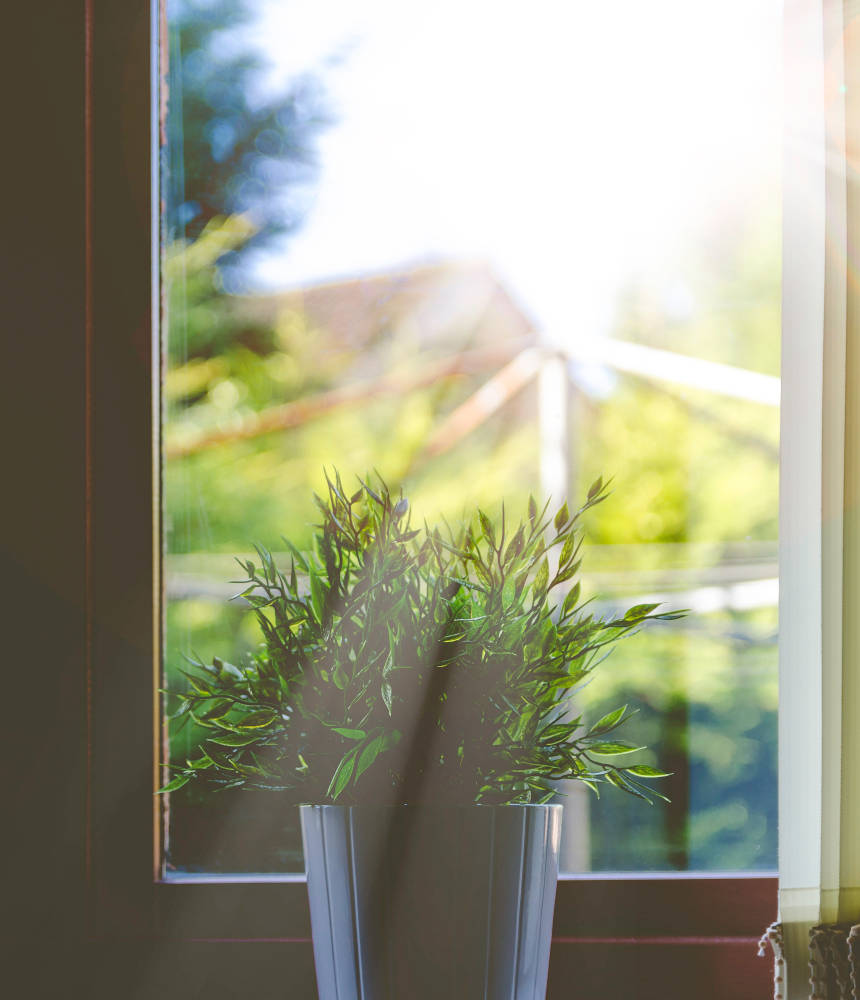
[759, 922, 860, 999]
[759, 921, 786, 999]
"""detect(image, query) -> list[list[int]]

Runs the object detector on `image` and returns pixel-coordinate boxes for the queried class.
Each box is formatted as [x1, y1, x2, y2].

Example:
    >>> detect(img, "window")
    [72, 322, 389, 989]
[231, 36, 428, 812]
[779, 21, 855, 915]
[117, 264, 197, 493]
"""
[74, 1, 842, 997]
[163, 0, 782, 879]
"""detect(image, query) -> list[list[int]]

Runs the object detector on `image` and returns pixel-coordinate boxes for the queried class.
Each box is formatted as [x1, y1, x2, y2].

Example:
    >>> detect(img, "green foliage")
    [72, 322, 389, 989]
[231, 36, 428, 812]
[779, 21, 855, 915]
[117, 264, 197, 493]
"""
[163, 472, 683, 806]
[576, 608, 778, 871]
[578, 200, 780, 550]
[577, 380, 779, 547]
[168, 0, 331, 280]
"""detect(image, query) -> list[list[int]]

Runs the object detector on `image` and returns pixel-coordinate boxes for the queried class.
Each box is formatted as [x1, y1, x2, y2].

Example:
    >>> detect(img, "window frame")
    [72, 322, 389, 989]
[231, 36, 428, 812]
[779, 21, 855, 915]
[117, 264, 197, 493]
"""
[83, 1, 777, 996]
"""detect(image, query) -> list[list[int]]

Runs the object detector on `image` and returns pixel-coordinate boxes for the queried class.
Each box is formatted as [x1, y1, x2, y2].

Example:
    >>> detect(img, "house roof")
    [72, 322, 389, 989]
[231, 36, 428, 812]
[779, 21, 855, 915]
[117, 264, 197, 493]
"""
[233, 258, 538, 366]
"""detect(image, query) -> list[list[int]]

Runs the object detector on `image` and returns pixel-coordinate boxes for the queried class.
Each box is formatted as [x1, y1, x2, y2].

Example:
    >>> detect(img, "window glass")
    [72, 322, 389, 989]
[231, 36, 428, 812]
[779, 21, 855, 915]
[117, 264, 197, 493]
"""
[162, 0, 780, 875]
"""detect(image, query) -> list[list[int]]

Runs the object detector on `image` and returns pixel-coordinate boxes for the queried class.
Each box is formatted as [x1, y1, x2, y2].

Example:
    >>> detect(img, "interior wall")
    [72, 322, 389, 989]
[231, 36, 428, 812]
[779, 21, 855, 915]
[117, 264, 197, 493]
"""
[6, 1, 89, 997]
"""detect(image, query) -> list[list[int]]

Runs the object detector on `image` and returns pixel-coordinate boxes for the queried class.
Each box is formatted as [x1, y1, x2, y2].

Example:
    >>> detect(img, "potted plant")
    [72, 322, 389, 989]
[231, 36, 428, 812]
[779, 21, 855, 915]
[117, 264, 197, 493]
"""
[162, 471, 683, 999]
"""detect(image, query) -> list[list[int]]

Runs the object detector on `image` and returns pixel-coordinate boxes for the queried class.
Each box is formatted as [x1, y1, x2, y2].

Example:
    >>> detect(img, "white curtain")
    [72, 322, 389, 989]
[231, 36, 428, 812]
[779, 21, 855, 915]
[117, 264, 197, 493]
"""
[778, 0, 860, 996]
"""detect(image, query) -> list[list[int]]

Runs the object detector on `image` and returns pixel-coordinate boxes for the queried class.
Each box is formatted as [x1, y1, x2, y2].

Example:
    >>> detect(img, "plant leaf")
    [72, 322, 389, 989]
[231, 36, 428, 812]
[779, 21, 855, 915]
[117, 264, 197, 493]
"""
[355, 733, 385, 781]
[559, 531, 576, 567]
[587, 477, 604, 500]
[534, 557, 549, 596]
[624, 603, 660, 620]
[206, 732, 260, 747]
[327, 750, 357, 800]
[589, 741, 641, 755]
[309, 569, 326, 621]
[625, 764, 672, 778]
[478, 510, 495, 547]
[234, 710, 277, 729]
[562, 582, 581, 617]
[381, 680, 393, 716]
[332, 663, 348, 691]
[157, 774, 191, 794]
[203, 744, 235, 769]
[589, 705, 628, 735]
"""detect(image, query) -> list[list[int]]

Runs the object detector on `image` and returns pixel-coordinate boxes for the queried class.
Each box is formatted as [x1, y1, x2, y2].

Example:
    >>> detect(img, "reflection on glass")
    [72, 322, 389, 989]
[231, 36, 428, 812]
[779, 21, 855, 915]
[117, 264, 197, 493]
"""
[162, 0, 781, 875]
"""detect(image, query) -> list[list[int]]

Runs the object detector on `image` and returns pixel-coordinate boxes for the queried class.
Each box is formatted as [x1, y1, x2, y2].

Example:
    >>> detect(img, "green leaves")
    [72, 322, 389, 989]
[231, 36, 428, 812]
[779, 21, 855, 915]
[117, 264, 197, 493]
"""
[161, 471, 683, 808]
[478, 510, 496, 548]
[559, 532, 576, 567]
[588, 741, 641, 755]
[562, 582, 581, 618]
[327, 748, 358, 800]
[158, 774, 192, 794]
[590, 705, 630, 735]
[381, 680, 394, 717]
[533, 557, 549, 597]
[203, 743, 234, 769]
[235, 710, 277, 729]
[625, 764, 671, 778]
[504, 525, 525, 565]
[355, 732, 387, 781]
[624, 603, 660, 620]
[309, 569, 327, 623]
[207, 732, 261, 747]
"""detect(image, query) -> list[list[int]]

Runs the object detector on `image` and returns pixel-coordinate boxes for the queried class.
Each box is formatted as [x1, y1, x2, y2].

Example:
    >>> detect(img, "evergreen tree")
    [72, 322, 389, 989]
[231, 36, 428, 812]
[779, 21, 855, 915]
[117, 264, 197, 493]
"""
[167, 0, 330, 287]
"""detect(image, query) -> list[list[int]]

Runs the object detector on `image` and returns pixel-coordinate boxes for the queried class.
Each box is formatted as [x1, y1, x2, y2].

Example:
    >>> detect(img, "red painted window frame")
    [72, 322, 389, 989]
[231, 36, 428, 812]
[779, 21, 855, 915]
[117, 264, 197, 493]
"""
[82, 2, 778, 997]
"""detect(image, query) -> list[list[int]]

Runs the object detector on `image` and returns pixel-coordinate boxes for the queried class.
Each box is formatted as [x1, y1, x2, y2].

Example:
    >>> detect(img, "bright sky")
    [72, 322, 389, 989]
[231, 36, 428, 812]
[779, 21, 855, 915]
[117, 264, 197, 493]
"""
[247, 0, 781, 345]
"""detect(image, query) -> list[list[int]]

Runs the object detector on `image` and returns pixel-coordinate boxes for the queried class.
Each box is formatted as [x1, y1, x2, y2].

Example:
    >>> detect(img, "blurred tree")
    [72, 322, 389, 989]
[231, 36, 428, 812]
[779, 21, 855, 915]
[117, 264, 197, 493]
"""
[167, 0, 330, 287]
[578, 200, 781, 551]
[568, 196, 781, 870]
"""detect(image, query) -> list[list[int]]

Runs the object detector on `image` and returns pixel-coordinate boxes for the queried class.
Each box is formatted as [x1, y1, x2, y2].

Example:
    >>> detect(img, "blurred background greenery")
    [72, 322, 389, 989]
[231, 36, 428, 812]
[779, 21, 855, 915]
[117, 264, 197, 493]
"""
[162, 0, 779, 875]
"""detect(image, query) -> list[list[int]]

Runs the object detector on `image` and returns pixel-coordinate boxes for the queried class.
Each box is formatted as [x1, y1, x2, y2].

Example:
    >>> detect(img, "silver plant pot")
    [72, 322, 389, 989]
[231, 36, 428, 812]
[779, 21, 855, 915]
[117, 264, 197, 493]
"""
[300, 803, 562, 1000]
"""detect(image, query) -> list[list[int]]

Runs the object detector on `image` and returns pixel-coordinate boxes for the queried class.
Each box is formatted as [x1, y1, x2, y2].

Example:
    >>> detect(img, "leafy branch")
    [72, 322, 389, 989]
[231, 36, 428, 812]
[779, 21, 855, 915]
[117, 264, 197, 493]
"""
[161, 470, 684, 805]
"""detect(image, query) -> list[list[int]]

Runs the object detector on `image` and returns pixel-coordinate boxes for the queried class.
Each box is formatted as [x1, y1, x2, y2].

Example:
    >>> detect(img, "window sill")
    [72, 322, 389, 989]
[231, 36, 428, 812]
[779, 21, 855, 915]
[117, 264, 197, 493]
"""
[145, 873, 776, 999]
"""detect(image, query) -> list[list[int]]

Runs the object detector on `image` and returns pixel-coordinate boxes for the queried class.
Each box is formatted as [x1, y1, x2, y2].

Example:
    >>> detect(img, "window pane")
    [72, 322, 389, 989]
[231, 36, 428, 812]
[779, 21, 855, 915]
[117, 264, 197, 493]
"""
[161, 0, 780, 875]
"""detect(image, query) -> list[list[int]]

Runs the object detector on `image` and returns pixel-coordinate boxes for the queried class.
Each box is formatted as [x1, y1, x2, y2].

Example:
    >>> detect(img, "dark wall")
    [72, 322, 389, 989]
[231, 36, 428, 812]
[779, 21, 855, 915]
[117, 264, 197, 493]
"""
[6, 2, 88, 995]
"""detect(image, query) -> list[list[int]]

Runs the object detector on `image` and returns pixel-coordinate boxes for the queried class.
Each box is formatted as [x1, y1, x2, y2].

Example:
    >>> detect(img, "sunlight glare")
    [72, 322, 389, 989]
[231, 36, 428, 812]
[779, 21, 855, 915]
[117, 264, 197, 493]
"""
[249, 0, 781, 347]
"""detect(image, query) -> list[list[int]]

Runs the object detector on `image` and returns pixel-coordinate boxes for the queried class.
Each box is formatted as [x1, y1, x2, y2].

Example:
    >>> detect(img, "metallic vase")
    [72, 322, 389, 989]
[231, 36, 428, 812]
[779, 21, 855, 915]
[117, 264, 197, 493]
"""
[300, 804, 562, 1000]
